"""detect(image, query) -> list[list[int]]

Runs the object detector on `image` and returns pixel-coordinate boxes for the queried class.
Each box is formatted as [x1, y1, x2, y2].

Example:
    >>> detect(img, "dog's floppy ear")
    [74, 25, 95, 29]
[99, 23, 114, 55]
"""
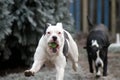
[43, 23, 51, 35]
[56, 22, 63, 28]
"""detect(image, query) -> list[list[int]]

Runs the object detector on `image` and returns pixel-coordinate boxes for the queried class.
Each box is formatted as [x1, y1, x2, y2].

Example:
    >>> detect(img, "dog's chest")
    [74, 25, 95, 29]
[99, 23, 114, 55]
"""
[44, 60, 55, 68]
[44, 55, 56, 68]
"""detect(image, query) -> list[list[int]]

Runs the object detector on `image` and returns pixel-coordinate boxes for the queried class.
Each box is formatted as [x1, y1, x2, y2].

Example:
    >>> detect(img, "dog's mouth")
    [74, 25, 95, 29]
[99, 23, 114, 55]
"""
[48, 42, 59, 53]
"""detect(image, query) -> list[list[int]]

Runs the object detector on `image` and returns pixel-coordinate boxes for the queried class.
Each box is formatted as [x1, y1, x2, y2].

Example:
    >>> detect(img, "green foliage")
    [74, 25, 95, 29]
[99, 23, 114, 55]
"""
[0, 0, 74, 67]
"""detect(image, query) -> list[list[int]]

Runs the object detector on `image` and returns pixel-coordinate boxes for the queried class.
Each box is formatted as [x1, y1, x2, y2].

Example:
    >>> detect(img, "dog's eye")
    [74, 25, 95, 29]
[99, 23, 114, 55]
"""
[47, 32, 51, 34]
[58, 32, 61, 34]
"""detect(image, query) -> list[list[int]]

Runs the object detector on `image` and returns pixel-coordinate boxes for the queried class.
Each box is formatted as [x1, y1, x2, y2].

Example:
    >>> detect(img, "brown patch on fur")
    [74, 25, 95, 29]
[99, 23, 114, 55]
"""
[44, 60, 55, 69]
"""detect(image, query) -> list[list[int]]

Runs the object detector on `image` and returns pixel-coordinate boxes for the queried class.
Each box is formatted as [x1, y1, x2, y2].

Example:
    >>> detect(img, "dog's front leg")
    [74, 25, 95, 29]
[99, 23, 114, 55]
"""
[24, 46, 45, 77]
[88, 54, 94, 73]
[103, 54, 108, 76]
[56, 67, 65, 80]
[55, 54, 66, 80]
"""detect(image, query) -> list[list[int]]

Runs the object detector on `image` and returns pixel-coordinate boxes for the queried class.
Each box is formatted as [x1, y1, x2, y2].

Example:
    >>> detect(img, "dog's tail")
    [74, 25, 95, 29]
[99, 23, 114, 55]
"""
[87, 16, 94, 27]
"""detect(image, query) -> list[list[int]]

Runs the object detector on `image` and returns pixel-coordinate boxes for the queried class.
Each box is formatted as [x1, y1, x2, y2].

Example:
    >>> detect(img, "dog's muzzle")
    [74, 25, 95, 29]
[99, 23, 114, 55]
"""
[48, 41, 59, 53]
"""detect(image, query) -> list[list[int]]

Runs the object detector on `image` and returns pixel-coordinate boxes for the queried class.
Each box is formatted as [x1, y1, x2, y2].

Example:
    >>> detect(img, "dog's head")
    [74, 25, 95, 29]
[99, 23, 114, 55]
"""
[44, 22, 65, 54]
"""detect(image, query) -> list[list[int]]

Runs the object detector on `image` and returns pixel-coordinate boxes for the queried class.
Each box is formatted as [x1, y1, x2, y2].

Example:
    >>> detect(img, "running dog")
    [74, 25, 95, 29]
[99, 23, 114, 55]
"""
[24, 22, 79, 80]
[84, 17, 110, 77]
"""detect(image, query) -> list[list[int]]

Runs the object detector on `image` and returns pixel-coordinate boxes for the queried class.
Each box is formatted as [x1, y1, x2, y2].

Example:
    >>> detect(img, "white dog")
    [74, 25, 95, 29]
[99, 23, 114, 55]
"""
[24, 22, 79, 80]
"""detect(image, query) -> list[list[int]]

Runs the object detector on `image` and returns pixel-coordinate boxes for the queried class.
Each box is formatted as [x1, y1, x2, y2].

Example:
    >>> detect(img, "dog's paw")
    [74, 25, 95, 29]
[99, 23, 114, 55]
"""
[96, 75, 101, 78]
[24, 70, 34, 77]
[72, 63, 78, 72]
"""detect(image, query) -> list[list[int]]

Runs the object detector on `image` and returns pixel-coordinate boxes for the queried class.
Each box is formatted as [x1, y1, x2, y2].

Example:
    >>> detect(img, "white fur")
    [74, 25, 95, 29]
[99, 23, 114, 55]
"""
[45, 23, 64, 55]
[96, 50, 104, 68]
[25, 22, 79, 80]
[91, 40, 99, 47]
[96, 68, 101, 76]
[64, 30, 79, 71]
[95, 50, 103, 77]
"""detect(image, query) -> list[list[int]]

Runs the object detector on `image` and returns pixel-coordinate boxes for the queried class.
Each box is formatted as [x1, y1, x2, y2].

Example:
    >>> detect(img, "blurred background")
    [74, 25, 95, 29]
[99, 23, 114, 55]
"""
[0, 0, 120, 79]
[70, 0, 120, 35]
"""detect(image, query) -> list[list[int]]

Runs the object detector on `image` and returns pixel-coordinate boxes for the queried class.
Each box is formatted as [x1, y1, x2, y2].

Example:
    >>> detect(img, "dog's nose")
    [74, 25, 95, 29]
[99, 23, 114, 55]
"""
[52, 36, 57, 41]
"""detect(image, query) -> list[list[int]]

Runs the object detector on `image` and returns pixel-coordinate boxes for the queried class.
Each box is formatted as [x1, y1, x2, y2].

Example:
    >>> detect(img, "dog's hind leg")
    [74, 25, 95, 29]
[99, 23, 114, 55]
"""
[64, 30, 79, 71]
[68, 40, 79, 72]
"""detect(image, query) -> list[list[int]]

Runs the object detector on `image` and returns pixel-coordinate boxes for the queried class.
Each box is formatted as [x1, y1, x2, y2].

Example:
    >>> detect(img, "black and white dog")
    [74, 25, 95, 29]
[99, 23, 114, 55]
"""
[84, 18, 110, 77]
[24, 22, 79, 80]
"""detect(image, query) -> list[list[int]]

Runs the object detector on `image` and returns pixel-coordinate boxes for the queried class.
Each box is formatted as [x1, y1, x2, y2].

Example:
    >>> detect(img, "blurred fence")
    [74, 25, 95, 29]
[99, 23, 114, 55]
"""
[69, 0, 120, 36]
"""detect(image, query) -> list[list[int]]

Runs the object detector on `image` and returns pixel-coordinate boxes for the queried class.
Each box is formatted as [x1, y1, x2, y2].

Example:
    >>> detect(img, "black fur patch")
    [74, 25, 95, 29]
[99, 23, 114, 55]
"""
[64, 31, 69, 40]
[43, 24, 49, 35]
[63, 39, 68, 57]
[63, 31, 69, 61]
